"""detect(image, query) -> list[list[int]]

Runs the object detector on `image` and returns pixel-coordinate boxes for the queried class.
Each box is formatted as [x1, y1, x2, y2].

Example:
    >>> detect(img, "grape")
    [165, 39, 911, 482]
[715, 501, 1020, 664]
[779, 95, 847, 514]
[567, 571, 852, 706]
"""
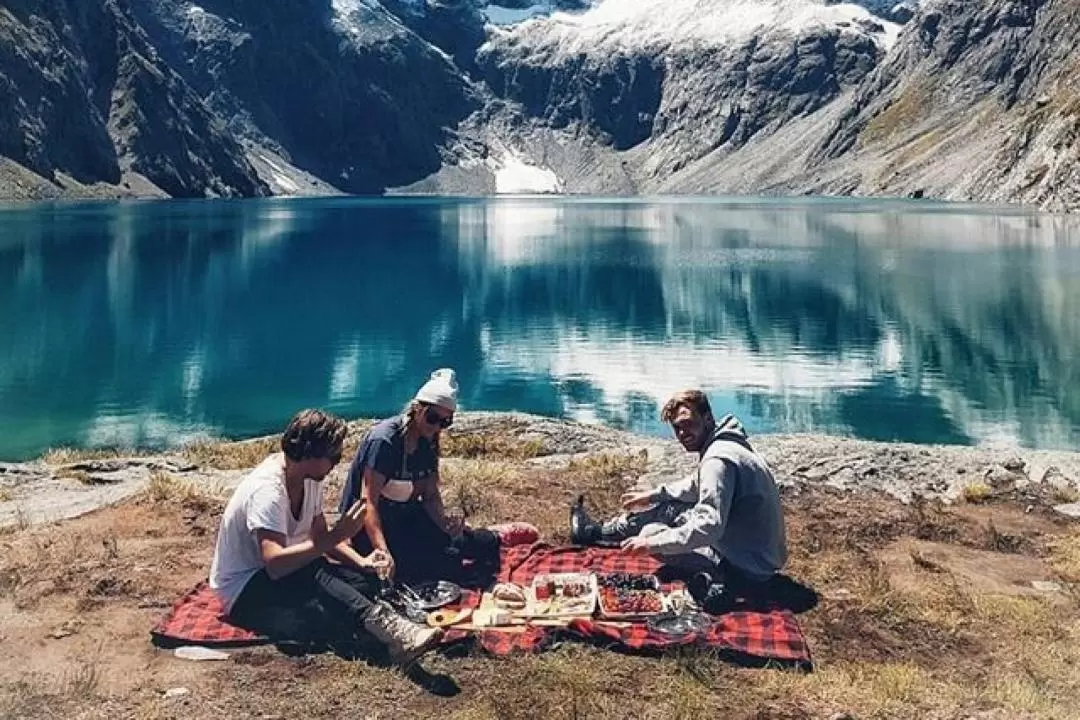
[600, 583, 663, 615]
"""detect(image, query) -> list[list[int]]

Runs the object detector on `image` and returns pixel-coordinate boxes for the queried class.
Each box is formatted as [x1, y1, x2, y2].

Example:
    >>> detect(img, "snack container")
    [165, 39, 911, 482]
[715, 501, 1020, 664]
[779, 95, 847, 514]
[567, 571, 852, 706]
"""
[596, 573, 670, 620]
[519, 572, 598, 618]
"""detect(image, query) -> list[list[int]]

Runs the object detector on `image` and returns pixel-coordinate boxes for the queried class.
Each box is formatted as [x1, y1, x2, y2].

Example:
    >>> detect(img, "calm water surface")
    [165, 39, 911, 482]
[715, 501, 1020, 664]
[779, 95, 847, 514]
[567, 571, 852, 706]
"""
[2, 196, 1079, 461]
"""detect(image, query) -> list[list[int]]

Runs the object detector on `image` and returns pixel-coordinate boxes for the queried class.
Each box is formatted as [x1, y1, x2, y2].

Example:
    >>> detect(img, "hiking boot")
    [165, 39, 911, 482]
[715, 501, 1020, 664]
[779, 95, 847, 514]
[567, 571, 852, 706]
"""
[688, 572, 737, 614]
[362, 601, 442, 666]
[570, 494, 602, 545]
[687, 571, 715, 603]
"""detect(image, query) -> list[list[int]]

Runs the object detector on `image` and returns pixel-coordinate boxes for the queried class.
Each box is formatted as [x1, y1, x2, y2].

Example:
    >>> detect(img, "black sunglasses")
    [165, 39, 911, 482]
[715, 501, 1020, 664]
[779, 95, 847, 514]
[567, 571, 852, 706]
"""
[424, 405, 454, 429]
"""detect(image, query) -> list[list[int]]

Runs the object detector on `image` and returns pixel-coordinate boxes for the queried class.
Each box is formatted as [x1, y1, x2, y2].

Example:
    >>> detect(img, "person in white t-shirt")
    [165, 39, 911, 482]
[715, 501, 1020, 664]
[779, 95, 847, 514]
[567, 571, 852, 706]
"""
[209, 409, 441, 665]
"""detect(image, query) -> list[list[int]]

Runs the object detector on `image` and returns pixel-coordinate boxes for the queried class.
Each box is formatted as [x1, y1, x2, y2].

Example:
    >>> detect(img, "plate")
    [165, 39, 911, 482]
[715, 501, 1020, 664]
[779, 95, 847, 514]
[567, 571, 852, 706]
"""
[521, 572, 598, 618]
[596, 573, 667, 619]
[646, 612, 713, 638]
[426, 607, 473, 628]
[410, 580, 463, 610]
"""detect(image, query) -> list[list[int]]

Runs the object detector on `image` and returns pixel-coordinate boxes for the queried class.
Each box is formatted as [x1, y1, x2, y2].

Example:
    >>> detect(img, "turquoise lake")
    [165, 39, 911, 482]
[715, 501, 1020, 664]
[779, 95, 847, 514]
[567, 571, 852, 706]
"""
[2, 196, 1079, 461]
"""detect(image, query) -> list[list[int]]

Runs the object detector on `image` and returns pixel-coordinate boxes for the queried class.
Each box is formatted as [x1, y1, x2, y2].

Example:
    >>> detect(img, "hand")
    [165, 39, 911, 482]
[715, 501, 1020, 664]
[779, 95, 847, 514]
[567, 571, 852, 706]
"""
[445, 513, 466, 538]
[621, 536, 653, 556]
[621, 490, 655, 512]
[331, 500, 367, 543]
[365, 549, 394, 580]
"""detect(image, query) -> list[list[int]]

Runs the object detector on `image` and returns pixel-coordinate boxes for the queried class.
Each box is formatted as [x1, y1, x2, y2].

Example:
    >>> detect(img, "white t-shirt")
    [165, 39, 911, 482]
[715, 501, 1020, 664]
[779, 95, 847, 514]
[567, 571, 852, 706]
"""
[209, 454, 324, 611]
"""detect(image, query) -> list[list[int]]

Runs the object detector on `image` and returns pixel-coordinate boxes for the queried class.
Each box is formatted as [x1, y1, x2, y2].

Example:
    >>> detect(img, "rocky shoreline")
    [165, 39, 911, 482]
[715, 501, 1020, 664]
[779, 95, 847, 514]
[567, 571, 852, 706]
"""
[3, 412, 1078, 530]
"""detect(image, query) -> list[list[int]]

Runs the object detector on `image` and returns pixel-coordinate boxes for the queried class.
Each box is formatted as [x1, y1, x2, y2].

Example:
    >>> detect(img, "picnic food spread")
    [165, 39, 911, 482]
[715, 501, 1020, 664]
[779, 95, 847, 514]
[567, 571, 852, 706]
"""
[524, 573, 598, 617]
[413, 581, 462, 609]
[427, 607, 472, 628]
[432, 571, 705, 632]
[492, 583, 528, 610]
[597, 573, 666, 618]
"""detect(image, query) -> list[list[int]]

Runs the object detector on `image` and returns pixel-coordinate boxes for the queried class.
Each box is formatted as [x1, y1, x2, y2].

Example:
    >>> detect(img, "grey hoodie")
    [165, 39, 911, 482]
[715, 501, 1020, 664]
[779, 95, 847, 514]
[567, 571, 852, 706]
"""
[643, 414, 787, 581]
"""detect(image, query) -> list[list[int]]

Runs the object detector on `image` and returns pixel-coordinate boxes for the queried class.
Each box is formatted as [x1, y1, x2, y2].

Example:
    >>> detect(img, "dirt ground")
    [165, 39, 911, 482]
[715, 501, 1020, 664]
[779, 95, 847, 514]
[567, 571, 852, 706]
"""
[1, 429, 1078, 720]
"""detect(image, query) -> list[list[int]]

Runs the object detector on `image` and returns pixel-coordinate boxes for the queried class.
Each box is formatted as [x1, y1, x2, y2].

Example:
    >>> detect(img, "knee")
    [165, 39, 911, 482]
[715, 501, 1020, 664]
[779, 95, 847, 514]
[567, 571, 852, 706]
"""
[464, 528, 500, 559]
[639, 523, 669, 538]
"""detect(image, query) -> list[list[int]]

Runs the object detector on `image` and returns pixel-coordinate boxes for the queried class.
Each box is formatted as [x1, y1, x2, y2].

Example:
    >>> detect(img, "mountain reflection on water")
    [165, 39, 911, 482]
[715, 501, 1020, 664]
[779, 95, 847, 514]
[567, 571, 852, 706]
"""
[1, 197, 1078, 460]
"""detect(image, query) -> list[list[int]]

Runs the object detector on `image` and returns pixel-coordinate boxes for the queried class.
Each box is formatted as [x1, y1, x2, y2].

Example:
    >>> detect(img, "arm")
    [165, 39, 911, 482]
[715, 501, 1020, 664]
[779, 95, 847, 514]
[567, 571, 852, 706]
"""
[645, 458, 736, 555]
[362, 466, 390, 552]
[257, 528, 335, 580]
[624, 470, 699, 511]
[247, 486, 331, 580]
[653, 470, 699, 503]
[255, 498, 367, 579]
[314, 513, 374, 570]
[418, 473, 451, 533]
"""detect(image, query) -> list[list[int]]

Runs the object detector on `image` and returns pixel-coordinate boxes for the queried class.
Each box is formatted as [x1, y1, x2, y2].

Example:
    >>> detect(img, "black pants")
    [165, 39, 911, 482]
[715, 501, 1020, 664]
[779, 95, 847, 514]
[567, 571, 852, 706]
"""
[602, 500, 696, 540]
[352, 498, 500, 585]
[229, 558, 381, 650]
[655, 557, 773, 613]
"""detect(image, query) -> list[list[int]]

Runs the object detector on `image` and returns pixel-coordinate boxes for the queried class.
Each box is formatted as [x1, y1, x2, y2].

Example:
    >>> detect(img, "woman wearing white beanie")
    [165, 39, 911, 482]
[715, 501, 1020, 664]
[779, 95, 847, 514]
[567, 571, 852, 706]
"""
[338, 369, 499, 584]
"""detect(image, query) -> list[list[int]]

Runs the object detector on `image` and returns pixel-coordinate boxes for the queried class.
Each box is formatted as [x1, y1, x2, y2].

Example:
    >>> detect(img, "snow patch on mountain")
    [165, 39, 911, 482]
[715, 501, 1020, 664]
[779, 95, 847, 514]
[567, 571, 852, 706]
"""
[482, 0, 599, 26]
[484, 4, 555, 25]
[330, 0, 408, 43]
[488, 149, 562, 193]
[485, 0, 901, 53]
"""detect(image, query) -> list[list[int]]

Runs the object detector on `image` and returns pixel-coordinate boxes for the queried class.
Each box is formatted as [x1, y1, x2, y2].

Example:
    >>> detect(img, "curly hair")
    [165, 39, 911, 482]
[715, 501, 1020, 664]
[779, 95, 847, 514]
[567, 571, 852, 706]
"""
[660, 389, 713, 423]
[280, 409, 347, 462]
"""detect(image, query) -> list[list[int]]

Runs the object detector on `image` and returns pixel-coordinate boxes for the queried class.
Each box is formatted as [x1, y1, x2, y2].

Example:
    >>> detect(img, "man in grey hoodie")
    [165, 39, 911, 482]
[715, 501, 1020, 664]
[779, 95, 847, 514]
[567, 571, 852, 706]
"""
[571, 390, 787, 608]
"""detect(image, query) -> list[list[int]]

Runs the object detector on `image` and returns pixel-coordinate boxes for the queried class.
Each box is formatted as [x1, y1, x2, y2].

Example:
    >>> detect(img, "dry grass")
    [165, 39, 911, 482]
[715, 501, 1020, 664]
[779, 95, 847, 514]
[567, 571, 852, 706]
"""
[5, 504, 32, 533]
[1050, 485, 1080, 504]
[439, 459, 518, 526]
[0, 487, 13, 502]
[961, 481, 993, 503]
[0, 662, 102, 720]
[442, 429, 546, 460]
[41, 447, 125, 465]
[437, 450, 646, 541]
[2, 430, 1079, 719]
[456, 648, 728, 719]
[181, 437, 279, 470]
[179, 422, 379, 472]
[143, 471, 224, 511]
[54, 468, 121, 486]
[861, 84, 932, 146]
[1047, 531, 1080, 582]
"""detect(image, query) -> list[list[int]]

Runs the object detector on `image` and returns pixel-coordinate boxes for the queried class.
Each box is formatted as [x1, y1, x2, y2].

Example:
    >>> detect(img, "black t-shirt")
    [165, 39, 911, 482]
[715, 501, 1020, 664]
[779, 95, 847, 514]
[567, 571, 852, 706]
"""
[339, 416, 437, 512]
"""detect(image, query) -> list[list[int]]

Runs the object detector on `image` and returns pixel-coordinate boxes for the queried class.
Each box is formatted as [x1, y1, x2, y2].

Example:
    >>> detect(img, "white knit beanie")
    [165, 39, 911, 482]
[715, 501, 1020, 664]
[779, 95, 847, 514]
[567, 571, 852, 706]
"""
[414, 368, 459, 412]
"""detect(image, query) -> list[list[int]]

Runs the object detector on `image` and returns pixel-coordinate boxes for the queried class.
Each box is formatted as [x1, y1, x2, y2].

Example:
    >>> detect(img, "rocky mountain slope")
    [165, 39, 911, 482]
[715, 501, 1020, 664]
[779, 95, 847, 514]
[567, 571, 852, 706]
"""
[0, 0, 1077, 209]
[661, 0, 1080, 210]
[0, 0, 477, 198]
[0, 0, 266, 198]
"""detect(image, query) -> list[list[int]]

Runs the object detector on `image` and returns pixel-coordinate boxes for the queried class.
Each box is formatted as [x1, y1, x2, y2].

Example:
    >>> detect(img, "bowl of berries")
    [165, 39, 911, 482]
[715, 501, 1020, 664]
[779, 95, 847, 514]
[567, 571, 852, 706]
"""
[597, 572, 668, 619]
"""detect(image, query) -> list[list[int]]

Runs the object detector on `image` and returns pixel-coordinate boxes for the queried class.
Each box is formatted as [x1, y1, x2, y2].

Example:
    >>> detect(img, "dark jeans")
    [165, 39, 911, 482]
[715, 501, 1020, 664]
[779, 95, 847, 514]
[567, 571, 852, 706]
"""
[603, 500, 696, 540]
[229, 558, 381, 649]
[604, 502, 773, 612]
[352, 498, 500, 585]
[610, 504, 818, 614]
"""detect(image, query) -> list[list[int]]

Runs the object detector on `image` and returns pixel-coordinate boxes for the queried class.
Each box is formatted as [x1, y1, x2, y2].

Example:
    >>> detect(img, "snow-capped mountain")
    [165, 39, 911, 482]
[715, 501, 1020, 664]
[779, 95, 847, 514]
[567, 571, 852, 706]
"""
[484, 0, 900, 52]
[1, 0, 1076, 210]
[461, 0, 895, 188]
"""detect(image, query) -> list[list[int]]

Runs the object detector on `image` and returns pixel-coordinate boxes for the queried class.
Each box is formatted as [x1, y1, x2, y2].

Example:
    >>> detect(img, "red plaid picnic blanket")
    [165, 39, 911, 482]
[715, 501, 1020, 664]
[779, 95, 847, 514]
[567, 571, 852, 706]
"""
[465, 544, 811, 664]
[151, 581, 265, 647]
[152, 544, 810, 666]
